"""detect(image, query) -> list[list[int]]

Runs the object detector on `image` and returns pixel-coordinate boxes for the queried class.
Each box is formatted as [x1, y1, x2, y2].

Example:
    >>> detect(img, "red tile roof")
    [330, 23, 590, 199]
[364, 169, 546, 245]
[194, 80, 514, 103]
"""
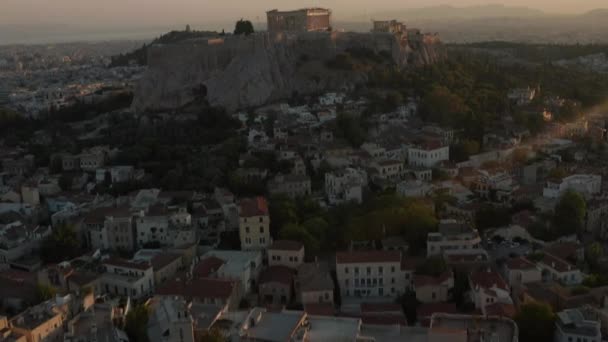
[506, 257, 537, 270]
[469, 269, 508, 291]
[192, 257, 225, 278]
[336, 250, 401, 264]
[485, 303, 516, 317]
[270, 240, 304, 252]
[151, 253, 181, 270]
[417, 302, 457, 319]
[239, 197, 269, 217]
[541, 253, 574, 273]
[156, 278, 235, 299]
[414, 272, 452, 288]
[259, 265, 294, 286]
[104, 258, 151, 271]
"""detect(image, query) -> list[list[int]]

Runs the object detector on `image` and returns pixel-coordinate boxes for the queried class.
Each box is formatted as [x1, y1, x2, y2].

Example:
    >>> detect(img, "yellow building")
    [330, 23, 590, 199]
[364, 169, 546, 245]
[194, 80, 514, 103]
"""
[239, 197, 271, 251]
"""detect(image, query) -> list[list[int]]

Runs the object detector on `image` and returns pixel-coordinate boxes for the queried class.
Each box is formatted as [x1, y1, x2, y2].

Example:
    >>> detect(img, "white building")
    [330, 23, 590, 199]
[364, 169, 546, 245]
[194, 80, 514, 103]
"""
[396, 179, 433, 198]
[555, 308, 602, 342]
[101, 258, 155, 299]
[336, 250, 408, 299]
[325, 168, 367, 205]
[468, 269, 513, 316]
[407, 141, 449, 168]
[543, 174, 602, 199]
[427, 220, 482, 257]
[194, 250, 263, 294]
[505, 257, 541, 289]
[538, 253, 583, 286]
[136, 204, 170, 248]
[319, 92, 345, 106]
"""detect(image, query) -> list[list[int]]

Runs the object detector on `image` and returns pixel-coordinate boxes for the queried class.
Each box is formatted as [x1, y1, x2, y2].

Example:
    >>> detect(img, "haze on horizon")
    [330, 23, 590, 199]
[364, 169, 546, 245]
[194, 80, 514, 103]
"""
[2, 0, 607, 29]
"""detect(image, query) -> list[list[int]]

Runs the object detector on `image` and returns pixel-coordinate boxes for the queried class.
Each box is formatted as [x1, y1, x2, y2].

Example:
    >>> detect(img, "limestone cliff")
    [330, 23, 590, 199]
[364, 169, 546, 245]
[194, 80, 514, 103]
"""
[132, 31, 445, 113]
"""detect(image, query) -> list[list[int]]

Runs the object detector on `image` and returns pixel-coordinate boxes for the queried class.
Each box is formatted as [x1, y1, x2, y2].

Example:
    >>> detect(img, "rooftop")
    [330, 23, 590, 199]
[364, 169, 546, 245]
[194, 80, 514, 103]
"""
[269, 240, 304, 252]
[469, 269, 508, 291]
[336, 250, 401, 264]
[259, 265, 294, 286]
[156, 278, 235, 300]
[239, 197, 269, 217]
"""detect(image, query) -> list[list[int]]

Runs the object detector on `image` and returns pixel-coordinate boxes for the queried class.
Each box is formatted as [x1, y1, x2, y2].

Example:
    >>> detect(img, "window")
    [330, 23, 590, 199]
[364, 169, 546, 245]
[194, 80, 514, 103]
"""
[345, 267, 349, 274]
[245, 227, 250, 233]
[367, 267, 371, 275]
[391, 266, 395, 273]
[391, 278, 395, 284]
[355, 267, 359, 275]
[259, 226, 264, 234]
[378, 266, 383, 274]
[345, 279, 349, 286]
[379, 288, 384, 296]
[432, 292, 436, 300]
[259, 217, 263, 223]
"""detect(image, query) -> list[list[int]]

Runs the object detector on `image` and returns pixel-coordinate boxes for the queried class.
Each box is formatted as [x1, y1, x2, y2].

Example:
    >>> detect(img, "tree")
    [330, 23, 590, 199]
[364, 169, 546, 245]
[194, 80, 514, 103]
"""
[124, 305, 149, 342]
[415, 256, 447, 277]
[49, 156, 63, 174]
[419, 85, 469, 126]
[234, 19, 254, 35]
[514, 302, 555, 342]
[585, 242, 603, 271]
[35, 283, 56, 303]
[553, 190, 587, 236]
[397, 290, 419, 325]
[40, 225, 81, 263]
[199, 329, 224, 342]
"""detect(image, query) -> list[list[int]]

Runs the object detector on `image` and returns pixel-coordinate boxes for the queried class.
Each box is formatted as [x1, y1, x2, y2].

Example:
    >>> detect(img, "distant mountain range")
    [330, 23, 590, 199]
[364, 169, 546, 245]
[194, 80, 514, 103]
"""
[366, 4, 546, 21]
[339, 5, 608, 44]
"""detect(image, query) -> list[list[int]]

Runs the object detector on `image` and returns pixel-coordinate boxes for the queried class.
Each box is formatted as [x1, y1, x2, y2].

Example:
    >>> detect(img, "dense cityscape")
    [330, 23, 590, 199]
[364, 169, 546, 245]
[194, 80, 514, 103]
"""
[2, 3, 608, 342]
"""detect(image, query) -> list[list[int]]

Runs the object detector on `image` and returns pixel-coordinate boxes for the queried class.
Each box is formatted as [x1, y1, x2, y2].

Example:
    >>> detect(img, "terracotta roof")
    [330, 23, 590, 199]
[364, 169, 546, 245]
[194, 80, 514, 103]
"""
[270, 240, 304, 252]
[485, 303, 516, 317]
[192, 257, 225, 278]
[469, 269, 508, 291]
[104, 258, 151, 271]
[151, 253, 181, 270]
[544, 242, 581, 261]
[506, 257, 537, 270]
[417, 302, 457, 318]
[336, 250, 401, 264]
[259, 265, 294, 286]
[239, 197, 269, 217]
[156, 278, 235, 299]
[414, 272, 452, 288]
[541, 253, 574, 273]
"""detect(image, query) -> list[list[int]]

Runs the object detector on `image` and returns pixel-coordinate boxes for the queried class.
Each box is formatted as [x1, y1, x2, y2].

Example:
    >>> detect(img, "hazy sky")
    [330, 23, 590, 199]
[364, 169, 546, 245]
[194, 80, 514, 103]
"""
[2, 0, 606, 29]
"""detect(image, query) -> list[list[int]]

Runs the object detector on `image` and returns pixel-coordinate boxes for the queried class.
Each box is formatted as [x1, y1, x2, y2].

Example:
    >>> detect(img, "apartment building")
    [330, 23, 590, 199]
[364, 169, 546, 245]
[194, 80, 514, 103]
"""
[427, 219, 481, 257]
[238, 197, 271, 251]
[336, 250, 407, 299]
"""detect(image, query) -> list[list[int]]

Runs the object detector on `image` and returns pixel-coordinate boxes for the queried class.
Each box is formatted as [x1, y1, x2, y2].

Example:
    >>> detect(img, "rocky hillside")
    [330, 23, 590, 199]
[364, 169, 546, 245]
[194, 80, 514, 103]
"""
[131, 31, 445, 113]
